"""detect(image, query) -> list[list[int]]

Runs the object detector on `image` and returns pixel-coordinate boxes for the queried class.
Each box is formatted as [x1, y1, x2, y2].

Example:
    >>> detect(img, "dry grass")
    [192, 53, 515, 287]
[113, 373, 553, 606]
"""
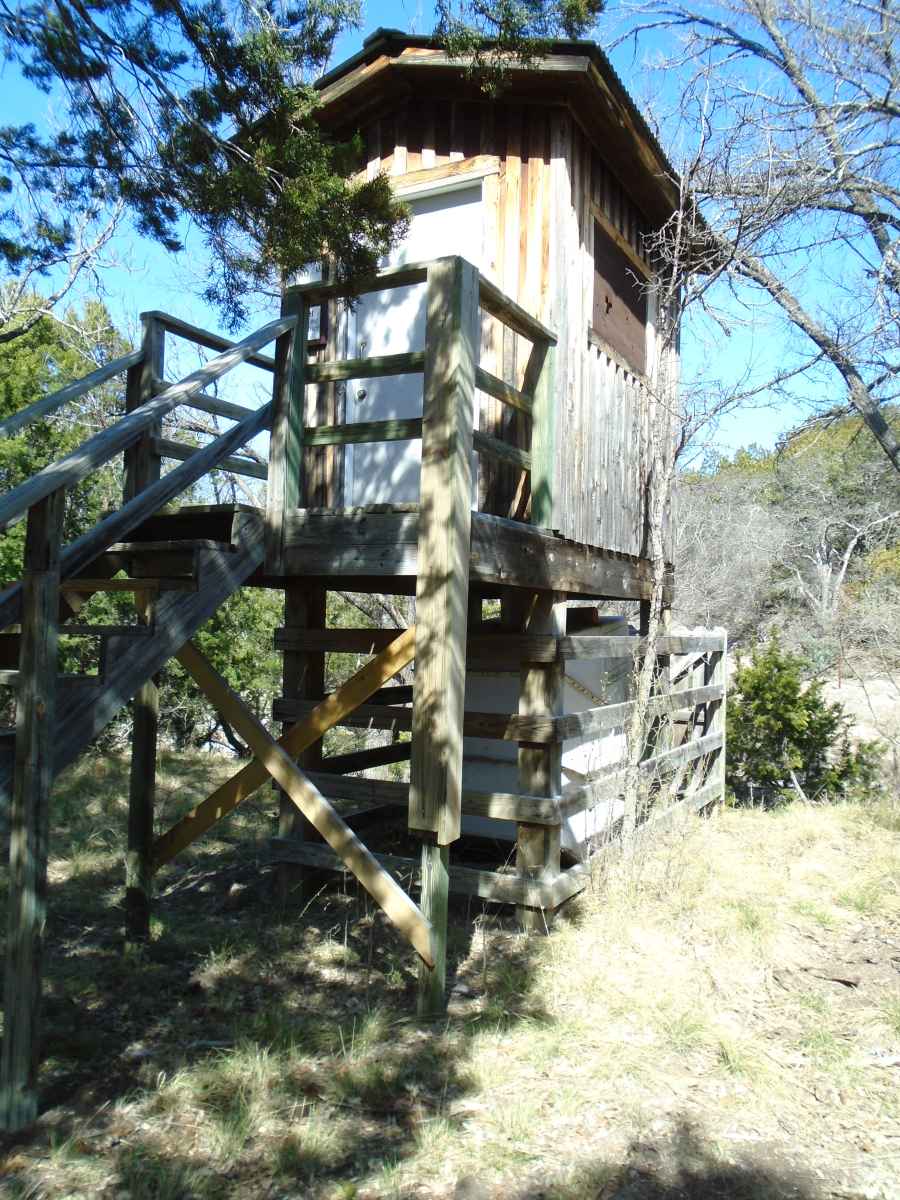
[1, 755, 899, 1199]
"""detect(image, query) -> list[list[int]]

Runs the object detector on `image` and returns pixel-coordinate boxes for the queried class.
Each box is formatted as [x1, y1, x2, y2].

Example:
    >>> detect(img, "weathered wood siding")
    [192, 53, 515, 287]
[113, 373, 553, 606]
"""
[339, 99, 675, 561]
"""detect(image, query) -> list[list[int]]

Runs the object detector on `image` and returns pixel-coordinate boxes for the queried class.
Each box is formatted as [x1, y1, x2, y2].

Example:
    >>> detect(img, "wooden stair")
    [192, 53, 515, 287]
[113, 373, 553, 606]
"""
[0, 506, 265, 836]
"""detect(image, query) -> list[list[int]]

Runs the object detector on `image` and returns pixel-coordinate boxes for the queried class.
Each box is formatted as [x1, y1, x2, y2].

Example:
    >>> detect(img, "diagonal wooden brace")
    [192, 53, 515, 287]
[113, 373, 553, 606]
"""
[153, 626, 415, 867]
[170, 637, 433, 966]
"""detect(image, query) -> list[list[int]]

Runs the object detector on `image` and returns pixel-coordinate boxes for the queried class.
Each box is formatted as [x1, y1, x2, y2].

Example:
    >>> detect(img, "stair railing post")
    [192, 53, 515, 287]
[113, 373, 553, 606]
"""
[123, 313, 164, 946]
[124, 312, 164, 500]
[266, 289, 309, 574]
[0, 488, 65, 1131]
[410, 256, 479, 1018]
[268, 289, 314, 900]
[527, 340, 555, 530]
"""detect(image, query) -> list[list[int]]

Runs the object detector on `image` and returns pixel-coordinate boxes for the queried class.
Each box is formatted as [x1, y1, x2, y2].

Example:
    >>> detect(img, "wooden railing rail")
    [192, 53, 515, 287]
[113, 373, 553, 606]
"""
[147, 311, 278, 372]
[0, 314, 293, 536]
[0, 350, 144, 440]
[0, 401, 273, 634]
[279, 255, 555, 523]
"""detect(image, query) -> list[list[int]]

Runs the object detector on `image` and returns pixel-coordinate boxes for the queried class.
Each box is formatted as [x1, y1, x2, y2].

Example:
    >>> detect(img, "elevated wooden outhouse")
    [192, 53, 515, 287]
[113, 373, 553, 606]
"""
[0, 32, 726, 1130]
[298, 28, 681, 553]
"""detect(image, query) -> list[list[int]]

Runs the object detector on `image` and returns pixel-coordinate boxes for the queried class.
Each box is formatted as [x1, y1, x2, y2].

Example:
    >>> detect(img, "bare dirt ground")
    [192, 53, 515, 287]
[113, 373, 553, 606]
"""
[0, 754, 898, 1200]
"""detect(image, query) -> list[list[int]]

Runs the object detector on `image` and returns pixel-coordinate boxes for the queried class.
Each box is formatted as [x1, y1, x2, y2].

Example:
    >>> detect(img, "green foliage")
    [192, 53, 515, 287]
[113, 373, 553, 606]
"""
[0, 296, 129, 585]
[2, 2, 600, 331]
[160, 586, 282, 751]
[437, 0, 603, 70]
[726, 639, 880, 805]
[1, 0, 405, 331]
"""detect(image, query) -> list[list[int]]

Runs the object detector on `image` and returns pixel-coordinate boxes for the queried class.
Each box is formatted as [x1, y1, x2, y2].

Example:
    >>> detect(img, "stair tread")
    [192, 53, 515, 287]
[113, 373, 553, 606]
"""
[108, 539, 232, 553]
[61, 624, 153, 637]
[0, 672, 103, 687]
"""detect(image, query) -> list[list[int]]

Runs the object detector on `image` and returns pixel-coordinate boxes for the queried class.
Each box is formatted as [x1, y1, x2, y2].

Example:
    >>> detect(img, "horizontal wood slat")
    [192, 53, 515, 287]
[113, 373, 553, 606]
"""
[152, 437, 268, 480]
[185, 392, 257, 423]
[474, 367, 533, 415]
[269, 841, 577, 908]
[318, 742, 412, 774]
[304, 418, 423, 446]
[305, 351, 425, 383]
[473, 431, 532, 471]
[149, 311, 276, 371]
[275, 685, 724, 744]
[287, 262, 429, 304]
[274, 627, 559, 662]
[301, 770, 563, 825]
[560, 732, 725, 813]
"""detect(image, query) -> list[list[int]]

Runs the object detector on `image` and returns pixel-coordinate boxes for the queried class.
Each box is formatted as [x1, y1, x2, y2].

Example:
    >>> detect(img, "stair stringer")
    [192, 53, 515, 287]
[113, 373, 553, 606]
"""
[0, 511, 265, 834]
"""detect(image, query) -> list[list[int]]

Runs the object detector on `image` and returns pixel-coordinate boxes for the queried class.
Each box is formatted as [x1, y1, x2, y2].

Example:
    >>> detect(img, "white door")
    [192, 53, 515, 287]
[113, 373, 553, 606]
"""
[344, 183, 484, 506]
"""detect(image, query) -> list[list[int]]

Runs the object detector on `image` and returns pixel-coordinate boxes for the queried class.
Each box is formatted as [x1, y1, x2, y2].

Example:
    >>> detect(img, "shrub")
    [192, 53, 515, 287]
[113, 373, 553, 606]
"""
[726, 639, 880, 805]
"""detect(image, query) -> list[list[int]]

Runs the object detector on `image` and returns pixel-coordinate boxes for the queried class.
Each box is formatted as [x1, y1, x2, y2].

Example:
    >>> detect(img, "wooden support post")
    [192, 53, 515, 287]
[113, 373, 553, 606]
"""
[123, 312, 164, 501]
[0, 489, 64, 1132]
[417, 837, 449, 1019]
[409, 256, 479, 843]
[267, 290, 309, 573]
[123, 315, 163, 947]
[528, 342, 555, 530]
[705, 634, 727, 804]
[410, 256, 478, 1018]
[516, 591, 565, 932]
[125, 662, 158, 944]
[278, 582, 326, 904]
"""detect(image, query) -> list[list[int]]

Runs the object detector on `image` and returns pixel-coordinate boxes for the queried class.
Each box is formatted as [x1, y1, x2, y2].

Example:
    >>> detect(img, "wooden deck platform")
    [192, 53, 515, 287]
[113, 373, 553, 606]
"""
[256, 505, 667, 602]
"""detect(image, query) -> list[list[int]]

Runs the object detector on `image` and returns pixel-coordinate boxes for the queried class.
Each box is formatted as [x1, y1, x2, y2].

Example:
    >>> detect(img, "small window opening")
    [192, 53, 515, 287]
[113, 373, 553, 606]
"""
[592, 221, 648, 374]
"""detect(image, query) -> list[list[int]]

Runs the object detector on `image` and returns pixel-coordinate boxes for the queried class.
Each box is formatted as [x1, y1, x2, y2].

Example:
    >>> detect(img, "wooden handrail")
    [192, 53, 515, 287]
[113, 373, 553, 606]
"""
[284, 256, 557, 347]
[146, 311, 277, 372]
[0, 398, 272, 632]
[0, 349, 143, 440]
[0, 314, 293, 535]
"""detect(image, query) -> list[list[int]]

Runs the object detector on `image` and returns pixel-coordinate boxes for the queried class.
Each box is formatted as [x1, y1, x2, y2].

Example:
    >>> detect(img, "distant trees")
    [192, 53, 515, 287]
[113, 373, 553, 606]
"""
[726, 638, 880, 805]
[0, 296, 128, 582]
[676, 413, 900, 673]
[618, 0, 900, 474]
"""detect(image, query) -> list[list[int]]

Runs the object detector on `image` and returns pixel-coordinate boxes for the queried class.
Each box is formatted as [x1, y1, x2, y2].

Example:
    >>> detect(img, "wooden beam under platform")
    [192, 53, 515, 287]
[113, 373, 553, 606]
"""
[279, 508, 669, 602]
[269, 840, 587, 910]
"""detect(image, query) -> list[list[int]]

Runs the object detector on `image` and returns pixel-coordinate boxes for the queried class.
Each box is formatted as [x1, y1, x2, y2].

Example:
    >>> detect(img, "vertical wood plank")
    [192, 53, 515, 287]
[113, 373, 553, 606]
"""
[125, 654, 158, 944]
[278, 583, 326, 903]
[123, 315, 163, 945]
[409, 256, 479, 845]
[549, 112, 569, 538]
[0, 490, 64, 1132]
[267, 290, 308, 573]
[421, 103, 436, 169]
[417, 838, 449, 1018]
[123, 313, 164, 501]
[705, 636, 728, 804]
[516, 591, 564, 931]
[530, 342, 554, 530]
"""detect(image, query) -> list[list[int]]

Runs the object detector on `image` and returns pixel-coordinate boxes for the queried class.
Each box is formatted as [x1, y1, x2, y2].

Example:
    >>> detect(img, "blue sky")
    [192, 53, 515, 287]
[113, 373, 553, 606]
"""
[3, 0, 808, 456]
